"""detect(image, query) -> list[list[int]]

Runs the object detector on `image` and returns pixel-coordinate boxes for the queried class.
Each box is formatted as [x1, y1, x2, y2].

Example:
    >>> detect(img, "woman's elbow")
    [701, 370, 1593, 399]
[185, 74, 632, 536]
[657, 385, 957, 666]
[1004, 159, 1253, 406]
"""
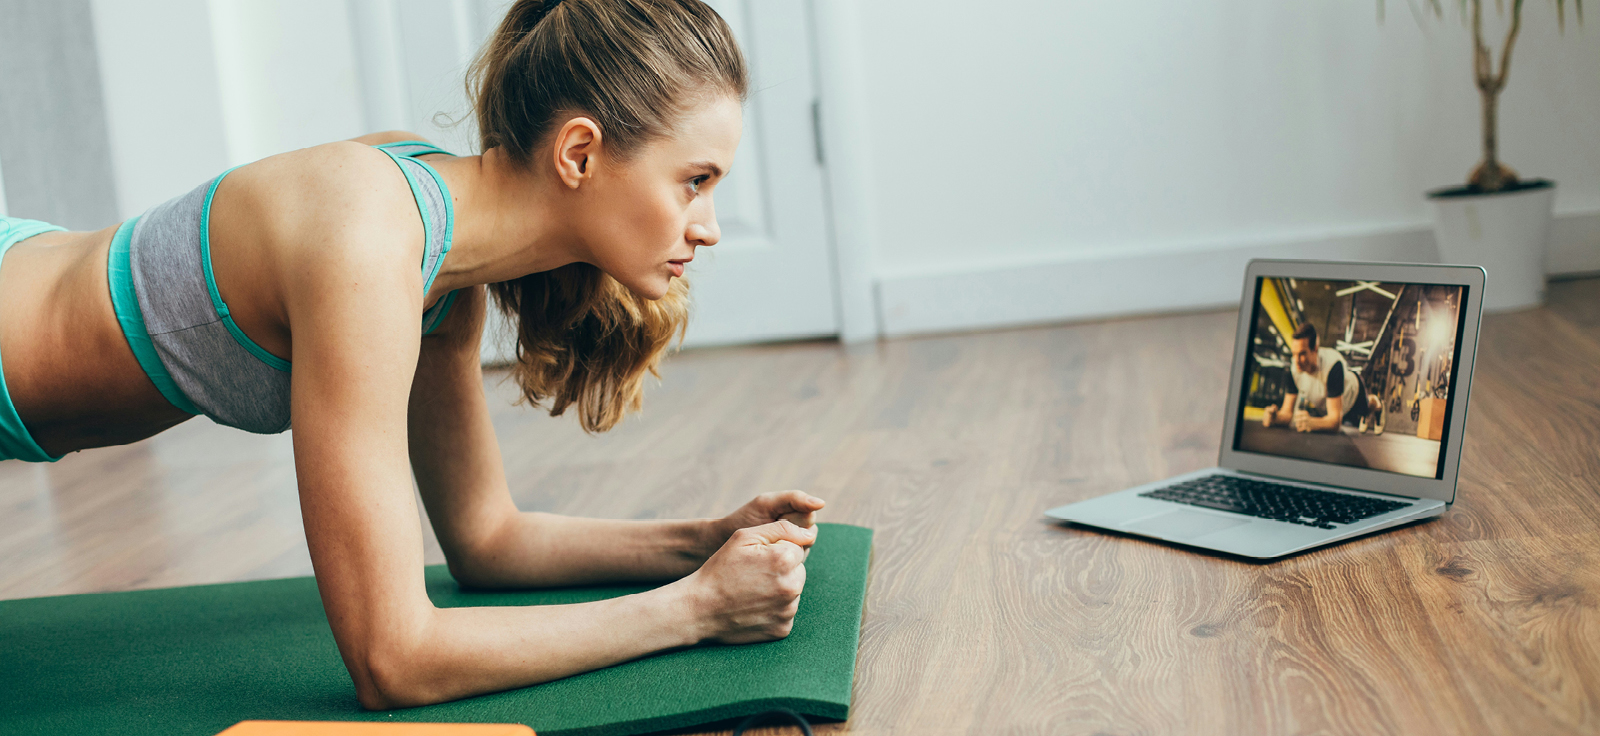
[353, 639, 445, 710]
[444, 552, 506, 590]
[441, 514, 527, 590]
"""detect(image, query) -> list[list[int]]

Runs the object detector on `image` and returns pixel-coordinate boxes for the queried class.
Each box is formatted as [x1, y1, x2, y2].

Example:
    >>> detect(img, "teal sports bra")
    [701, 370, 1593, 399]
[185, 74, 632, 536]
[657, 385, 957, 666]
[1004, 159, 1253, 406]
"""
[104, 141, 461, 434]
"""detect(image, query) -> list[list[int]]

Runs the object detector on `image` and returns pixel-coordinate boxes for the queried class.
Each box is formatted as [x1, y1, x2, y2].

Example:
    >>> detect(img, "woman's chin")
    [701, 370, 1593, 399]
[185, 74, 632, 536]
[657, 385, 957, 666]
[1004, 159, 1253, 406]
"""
[627, 278, 671, 301]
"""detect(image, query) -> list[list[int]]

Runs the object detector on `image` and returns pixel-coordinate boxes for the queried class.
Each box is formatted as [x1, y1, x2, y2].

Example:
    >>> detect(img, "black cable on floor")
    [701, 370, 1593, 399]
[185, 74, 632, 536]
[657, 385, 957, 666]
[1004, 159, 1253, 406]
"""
[730, 708, 814, 736]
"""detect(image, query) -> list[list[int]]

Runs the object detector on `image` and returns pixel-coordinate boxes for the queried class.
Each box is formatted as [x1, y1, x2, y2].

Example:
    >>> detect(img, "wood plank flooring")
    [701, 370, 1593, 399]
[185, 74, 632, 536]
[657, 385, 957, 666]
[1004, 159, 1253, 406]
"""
[4, 279, 1600, 735]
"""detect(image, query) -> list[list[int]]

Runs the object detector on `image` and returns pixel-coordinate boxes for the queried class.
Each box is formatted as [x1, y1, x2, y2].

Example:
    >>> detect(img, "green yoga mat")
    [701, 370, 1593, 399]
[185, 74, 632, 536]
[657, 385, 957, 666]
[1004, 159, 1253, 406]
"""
[0, 523, 873, 736]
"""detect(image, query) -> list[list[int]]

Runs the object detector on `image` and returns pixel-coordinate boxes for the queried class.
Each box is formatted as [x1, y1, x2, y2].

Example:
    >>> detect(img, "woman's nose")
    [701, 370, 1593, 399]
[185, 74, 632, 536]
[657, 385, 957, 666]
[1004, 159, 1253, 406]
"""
[688, 211, 720, 247]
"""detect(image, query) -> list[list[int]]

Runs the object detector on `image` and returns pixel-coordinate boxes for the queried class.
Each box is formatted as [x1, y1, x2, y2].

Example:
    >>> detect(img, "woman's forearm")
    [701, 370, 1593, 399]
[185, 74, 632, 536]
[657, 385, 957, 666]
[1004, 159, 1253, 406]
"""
[364, 517, 818, 709]
[451, 511, 728, 589]
[367, 582, 704, 708]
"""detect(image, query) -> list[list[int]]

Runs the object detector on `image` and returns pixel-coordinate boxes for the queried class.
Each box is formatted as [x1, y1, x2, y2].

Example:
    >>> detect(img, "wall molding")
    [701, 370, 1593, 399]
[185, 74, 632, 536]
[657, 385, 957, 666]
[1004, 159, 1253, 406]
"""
[876, 210, 1600, 338]
[811, 0, 883, 344]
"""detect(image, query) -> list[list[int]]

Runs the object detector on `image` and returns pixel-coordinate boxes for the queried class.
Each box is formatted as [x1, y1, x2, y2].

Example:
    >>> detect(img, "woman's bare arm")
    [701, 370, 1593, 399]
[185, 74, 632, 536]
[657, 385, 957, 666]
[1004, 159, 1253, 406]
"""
[404, 289, 825, 589]
[284, 227, 698, 708]
[284, 176, 811, 708]
[404, 288, 725, 587]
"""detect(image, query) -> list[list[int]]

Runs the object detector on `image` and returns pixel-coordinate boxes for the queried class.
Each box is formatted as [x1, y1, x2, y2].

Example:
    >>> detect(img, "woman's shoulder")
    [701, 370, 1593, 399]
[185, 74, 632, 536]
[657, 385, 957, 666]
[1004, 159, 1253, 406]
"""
[218, 142, 427, 295]
[225, 139, 405, 199]
[279, 139, 417, 203]
[234, 141, 423, 247]
[345, 130, 437, 147]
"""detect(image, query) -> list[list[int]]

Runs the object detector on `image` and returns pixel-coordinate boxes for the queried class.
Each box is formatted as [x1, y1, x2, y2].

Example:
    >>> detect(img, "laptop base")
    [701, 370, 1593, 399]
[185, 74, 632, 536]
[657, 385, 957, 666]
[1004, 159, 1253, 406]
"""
[1045, 468, 1446, 560]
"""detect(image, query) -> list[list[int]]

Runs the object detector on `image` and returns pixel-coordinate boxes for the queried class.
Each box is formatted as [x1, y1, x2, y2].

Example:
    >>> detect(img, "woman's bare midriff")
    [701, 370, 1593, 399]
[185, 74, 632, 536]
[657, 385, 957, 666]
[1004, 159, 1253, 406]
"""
[0, 226, 193, 456]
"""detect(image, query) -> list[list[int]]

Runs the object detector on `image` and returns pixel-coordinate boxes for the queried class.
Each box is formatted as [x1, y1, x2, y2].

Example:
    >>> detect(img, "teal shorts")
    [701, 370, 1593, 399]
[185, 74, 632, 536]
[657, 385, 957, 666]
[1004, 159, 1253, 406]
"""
[0, 216, 68, 462]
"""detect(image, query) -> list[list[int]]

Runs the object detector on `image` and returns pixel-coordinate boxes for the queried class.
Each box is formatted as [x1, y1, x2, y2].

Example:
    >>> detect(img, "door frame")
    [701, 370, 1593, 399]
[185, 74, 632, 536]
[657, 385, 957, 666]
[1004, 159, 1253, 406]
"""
[808, 0, 881, 343]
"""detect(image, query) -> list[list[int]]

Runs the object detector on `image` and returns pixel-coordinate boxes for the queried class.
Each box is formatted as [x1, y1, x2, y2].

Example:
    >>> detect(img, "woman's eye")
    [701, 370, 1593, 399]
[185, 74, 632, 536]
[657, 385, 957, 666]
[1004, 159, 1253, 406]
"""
[688, 176, 709, 195]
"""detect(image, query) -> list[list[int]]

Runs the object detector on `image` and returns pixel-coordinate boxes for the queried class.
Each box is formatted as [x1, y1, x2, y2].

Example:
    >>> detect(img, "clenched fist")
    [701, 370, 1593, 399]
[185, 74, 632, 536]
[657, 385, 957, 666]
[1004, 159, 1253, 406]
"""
[1292, 409, 1313, 432]
[681, 520, 816, 644]
[718, 490, 825, 536]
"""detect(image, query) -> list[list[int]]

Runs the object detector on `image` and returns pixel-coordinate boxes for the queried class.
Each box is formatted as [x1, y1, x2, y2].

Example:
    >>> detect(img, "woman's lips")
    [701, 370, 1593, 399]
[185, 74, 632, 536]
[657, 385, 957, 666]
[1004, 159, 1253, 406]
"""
[668, 261, 686, 277]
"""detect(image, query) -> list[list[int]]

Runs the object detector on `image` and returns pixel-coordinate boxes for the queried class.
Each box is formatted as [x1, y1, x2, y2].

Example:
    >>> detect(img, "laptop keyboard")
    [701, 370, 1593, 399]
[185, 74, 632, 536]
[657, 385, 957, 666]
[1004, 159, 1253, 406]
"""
[1139, 475, 1410, 529]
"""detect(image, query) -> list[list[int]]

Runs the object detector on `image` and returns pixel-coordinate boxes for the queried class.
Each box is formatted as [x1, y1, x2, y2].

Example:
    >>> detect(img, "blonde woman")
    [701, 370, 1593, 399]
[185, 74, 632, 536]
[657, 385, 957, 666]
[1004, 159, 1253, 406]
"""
[0, 0, 824, 708]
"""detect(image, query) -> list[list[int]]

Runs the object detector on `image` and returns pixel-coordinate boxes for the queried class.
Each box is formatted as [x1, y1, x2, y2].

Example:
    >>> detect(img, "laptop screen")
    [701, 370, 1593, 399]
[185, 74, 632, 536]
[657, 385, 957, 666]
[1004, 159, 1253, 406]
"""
[1231, 277, 1469, 479]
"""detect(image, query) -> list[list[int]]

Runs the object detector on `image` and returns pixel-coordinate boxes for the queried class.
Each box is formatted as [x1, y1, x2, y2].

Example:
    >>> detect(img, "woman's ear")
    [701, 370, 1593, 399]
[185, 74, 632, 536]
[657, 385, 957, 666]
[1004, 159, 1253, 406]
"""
[553, 117, 602, 189]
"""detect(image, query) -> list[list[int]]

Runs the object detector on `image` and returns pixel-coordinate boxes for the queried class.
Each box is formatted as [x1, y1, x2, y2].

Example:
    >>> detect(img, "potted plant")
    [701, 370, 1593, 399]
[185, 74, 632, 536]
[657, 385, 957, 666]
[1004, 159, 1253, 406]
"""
[1403, 0, 1583, 311]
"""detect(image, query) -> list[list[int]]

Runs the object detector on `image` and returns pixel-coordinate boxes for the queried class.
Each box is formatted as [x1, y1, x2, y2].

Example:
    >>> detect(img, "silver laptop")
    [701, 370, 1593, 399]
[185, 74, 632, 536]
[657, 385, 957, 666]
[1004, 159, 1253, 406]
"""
[1046, 259, 1485, 559]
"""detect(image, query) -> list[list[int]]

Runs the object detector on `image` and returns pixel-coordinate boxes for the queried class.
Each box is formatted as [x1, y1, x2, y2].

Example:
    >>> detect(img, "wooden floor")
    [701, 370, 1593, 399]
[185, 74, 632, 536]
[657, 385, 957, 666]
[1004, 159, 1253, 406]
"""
[5, 278, 1600, 735]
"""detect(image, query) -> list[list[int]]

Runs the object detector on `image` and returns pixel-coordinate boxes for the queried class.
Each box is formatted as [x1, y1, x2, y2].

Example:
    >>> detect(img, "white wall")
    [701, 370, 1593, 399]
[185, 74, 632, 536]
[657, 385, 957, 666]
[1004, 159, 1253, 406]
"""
[91, 0, 516, 361]
[91, 0, 504, 219]
[347, 0, 505, 158]
[0, 0, 121, 229]
[208, 0, 369, 167]
[92, 0, 368, 217]
[821, 1, 1600, 337]
[91, 0, 231, 219]
[83, 1, 1600, 344]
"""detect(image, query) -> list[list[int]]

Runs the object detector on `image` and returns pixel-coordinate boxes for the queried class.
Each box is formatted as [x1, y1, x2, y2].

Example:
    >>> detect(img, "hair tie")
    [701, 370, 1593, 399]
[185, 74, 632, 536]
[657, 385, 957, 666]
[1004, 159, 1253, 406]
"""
[531, 0, 565, 25]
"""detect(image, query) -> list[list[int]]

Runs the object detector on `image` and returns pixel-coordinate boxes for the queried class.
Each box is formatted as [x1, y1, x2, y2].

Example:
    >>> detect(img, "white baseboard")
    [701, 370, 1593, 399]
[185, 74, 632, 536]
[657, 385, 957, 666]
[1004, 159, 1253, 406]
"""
[876, 211, 1600, 338]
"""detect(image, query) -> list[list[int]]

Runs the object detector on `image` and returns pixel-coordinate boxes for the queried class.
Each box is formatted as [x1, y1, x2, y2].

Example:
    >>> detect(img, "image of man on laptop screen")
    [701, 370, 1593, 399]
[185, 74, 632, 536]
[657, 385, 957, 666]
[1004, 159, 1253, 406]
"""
[1235, 277, 1466, 479]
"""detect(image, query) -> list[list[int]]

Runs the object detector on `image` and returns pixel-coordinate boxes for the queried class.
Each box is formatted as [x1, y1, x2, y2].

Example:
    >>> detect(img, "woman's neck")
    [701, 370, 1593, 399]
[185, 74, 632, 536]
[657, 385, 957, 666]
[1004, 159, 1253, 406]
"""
[424, 148, 586, 296]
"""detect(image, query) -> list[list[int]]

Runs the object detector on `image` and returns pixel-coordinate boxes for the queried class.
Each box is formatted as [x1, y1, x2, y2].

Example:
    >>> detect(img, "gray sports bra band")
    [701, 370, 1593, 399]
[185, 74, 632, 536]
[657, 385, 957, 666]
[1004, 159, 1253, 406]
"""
[110, 141, 459, 434]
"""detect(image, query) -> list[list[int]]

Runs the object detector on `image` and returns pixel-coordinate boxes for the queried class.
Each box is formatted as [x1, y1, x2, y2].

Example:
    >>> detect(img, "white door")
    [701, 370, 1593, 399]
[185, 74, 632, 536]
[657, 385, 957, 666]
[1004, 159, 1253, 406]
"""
[680, 0, 838, 347]
[352, 0, 838, 354]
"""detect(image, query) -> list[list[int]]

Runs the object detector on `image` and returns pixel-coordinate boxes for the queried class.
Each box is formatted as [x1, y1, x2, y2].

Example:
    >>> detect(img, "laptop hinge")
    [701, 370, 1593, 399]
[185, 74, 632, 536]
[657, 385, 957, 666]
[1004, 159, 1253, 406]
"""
[1228, 469, 1423, 501]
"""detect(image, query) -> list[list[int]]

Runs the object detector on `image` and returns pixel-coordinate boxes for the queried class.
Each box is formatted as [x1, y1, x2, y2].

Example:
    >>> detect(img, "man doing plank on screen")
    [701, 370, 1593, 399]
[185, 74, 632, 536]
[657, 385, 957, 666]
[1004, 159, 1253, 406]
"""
[1262, 323, 1384, 434]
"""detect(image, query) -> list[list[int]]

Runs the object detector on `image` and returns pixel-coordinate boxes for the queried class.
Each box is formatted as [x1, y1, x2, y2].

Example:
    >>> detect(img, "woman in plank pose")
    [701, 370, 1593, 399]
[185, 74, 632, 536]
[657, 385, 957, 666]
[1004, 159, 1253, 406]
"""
[0, 0, 824, 708]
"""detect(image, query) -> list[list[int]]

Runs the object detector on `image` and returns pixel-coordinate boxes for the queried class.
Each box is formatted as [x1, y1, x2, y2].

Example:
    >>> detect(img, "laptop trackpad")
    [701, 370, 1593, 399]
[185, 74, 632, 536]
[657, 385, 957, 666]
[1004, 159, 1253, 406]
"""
[1127, 509, 1251, 540]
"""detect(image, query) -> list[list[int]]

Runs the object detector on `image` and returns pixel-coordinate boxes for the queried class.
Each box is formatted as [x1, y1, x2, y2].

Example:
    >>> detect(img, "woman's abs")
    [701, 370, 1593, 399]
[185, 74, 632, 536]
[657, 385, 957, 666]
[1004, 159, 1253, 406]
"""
[0, 226, 191, 455]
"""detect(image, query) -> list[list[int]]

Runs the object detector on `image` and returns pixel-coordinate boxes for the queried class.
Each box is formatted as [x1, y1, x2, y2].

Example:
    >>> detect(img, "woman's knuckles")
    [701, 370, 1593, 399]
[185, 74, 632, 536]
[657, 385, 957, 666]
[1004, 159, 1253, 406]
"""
[729, 528, 759, 545]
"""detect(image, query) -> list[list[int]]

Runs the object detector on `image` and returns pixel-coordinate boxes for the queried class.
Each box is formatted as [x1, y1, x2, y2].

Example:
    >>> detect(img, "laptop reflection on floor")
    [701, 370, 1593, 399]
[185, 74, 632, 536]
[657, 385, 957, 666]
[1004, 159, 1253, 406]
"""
[1046, 259, 1485, 559]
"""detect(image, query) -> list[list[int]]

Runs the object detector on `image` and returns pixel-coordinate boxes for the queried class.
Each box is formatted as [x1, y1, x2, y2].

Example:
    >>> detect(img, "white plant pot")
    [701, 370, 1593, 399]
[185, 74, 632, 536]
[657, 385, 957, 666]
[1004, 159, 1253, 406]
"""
[1427, 181, 1555, 312]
